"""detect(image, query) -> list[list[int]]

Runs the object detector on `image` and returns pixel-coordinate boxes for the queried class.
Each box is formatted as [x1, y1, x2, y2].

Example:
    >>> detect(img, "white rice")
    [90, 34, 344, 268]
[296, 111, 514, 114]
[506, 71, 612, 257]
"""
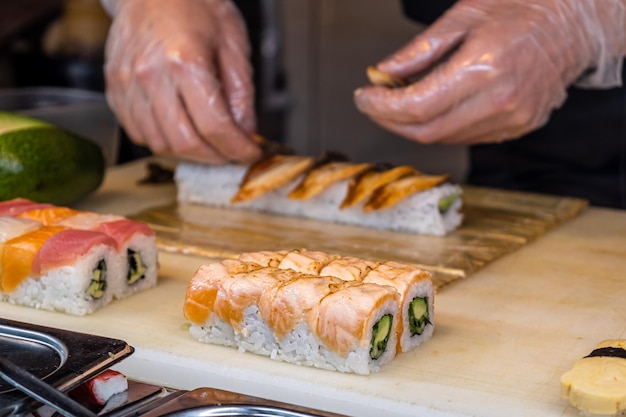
[3, 243, 122, 316]
[175, 161, 463, 236]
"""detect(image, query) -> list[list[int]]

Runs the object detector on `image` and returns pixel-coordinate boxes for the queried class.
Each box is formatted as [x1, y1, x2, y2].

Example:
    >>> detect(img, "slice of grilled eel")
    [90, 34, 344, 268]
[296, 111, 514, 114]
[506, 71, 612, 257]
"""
[340, 164, 418, 209]
[364, 173, 449, 212]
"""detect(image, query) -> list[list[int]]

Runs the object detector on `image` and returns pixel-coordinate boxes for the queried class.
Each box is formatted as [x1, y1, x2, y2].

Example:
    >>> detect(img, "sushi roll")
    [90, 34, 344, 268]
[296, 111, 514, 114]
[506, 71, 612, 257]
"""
[183, 251, 416, 374]
[0, 198, 158, 314]
[362, 261, 434, 353]
[310, 281, 399, 374]
[175, 154, 463, 236]
[90, 218, 158, 299]
[1, 227, 122, 315]
[240, 249, 434, 354]
[13, 203, 158, 300]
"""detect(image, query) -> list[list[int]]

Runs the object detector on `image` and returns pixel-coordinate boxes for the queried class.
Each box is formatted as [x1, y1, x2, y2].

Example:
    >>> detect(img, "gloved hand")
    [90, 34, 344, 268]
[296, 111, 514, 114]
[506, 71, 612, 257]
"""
[103, 0, 261, 163]
[354, 0, 626, 145]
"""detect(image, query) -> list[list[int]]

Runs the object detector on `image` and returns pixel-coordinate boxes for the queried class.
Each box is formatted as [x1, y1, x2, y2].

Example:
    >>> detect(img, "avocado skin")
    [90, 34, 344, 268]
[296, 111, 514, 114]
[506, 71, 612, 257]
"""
[0, 126, 105, 205]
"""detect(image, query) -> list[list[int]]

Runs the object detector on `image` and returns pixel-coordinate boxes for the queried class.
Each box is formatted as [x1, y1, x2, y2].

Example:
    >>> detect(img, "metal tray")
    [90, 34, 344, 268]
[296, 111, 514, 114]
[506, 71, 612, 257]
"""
[0, 317, 134, 416]
[138, 388, 347, 417]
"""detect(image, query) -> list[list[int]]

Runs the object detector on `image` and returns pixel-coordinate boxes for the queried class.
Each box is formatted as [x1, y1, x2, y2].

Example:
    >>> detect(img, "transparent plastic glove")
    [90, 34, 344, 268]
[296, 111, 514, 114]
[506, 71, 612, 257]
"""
[354, 0, 626, 145]
[104, 0, 261, 163]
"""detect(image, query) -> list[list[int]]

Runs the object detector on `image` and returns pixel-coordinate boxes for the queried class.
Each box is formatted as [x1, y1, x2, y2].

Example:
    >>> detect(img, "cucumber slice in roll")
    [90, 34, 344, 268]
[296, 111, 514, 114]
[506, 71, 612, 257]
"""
[409, 297, 431, 336]
[88, 259, 107, 299]
[370, 314, 393, 360]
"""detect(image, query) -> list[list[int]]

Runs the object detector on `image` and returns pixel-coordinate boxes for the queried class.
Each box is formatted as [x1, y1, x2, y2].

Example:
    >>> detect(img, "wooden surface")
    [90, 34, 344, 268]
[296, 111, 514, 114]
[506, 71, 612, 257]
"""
[2, 157, 626, 417]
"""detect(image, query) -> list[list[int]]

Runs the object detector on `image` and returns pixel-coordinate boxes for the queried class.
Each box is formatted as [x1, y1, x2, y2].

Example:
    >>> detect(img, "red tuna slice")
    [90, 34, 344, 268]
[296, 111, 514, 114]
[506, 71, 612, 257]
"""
[0, 198, 54, 216]
[31, 229, 117, 276]
[93, 219, 154, 250]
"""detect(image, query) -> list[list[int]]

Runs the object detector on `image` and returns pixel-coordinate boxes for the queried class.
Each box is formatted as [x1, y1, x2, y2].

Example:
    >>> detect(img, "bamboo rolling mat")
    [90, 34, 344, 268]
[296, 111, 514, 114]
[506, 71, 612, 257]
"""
[132, 186, 587, 289]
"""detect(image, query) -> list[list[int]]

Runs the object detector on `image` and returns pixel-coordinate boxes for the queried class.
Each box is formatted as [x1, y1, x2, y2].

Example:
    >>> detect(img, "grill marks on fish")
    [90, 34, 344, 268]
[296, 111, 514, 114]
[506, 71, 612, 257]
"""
[258, 275, 343, 340]
[277, 249, 340, 275]
[232, 151, 450, 211]
[319, 256, 379, 281]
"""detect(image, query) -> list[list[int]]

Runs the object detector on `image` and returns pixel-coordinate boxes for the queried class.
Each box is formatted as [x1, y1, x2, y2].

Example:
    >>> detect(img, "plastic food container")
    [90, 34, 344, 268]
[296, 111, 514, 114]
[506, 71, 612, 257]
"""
[0, 87, 119, 165]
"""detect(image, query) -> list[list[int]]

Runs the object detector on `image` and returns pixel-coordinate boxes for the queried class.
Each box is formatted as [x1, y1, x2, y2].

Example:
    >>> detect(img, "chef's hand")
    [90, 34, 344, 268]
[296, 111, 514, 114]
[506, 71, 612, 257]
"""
[354, 0, 626, 145]
[103, 0, 261, 163]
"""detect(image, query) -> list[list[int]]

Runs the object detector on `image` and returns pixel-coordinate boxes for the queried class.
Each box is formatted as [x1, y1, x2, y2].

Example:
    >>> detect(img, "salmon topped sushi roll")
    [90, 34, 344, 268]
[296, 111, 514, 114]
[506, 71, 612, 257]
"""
[182, 251, 423, 374]
[310, 281, 399, 373]
[363, 261, 434, 353]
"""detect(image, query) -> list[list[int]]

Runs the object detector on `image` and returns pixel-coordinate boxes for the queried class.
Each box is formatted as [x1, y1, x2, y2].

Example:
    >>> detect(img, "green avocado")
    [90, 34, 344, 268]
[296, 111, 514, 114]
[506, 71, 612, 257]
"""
[0, 111, 105, 206]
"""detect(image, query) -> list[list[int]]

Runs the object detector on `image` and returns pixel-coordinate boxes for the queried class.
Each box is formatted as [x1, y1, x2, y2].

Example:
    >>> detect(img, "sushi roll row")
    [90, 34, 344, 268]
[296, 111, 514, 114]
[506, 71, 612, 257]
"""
[175, 154, 463, 237]
[0, 198, 158, 315]
[183, 249, 434, 374]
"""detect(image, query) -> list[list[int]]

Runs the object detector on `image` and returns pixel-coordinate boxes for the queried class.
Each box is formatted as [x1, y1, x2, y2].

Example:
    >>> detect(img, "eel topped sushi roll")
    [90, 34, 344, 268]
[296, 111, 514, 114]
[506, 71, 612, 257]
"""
[175, 152, 463, 236]
[183, 250, 434, 374]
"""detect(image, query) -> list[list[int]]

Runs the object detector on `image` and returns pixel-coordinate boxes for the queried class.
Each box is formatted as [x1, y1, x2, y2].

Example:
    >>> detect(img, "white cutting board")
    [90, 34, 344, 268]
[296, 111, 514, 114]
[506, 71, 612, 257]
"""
[3, 158, 626, 417]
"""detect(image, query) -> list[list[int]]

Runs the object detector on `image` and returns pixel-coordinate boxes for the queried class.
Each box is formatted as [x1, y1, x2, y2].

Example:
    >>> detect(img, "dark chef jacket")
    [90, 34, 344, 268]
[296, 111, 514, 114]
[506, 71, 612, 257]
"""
[402, 1, 626, 208]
